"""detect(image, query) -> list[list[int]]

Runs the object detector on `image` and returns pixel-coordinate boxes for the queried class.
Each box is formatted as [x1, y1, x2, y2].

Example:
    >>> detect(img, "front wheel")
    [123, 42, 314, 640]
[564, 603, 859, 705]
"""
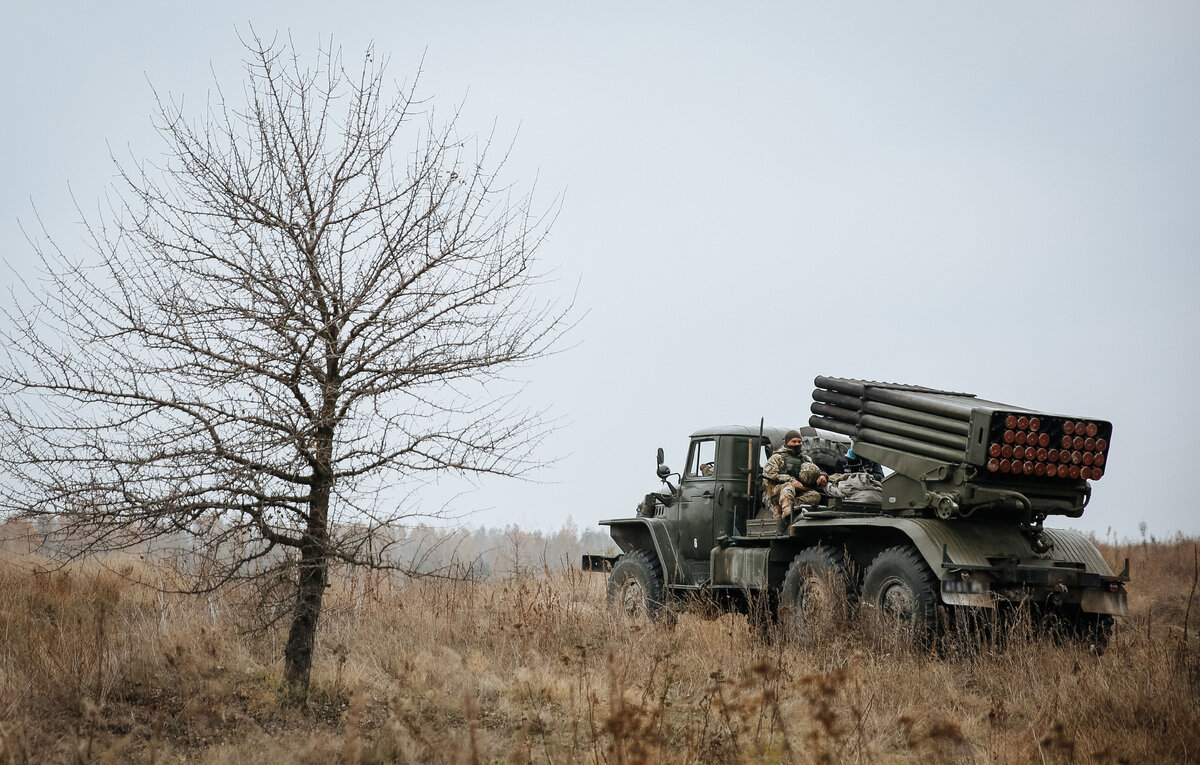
[606, 549, 668, 620]
[861, 545, 941, 644]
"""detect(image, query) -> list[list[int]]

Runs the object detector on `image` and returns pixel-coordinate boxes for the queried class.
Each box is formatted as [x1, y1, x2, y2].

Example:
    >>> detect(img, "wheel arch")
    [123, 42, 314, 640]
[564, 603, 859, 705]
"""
[772, 523, 930, 588]
[602, 519, 682, 585]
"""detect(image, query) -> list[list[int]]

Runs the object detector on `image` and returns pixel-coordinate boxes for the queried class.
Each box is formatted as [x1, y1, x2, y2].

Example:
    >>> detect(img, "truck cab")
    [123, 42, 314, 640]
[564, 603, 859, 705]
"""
[607, 425, 841, 588]
[669, 426, 774, 583]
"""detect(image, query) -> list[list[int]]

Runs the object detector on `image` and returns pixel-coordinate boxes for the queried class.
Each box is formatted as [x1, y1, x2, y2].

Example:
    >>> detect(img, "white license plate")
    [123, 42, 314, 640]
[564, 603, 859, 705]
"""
[942, 579, 987, 595]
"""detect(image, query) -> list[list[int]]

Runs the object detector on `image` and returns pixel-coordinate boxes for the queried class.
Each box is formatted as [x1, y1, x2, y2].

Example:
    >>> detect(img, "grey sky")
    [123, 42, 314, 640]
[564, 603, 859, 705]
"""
[3, 2, 1198, 539]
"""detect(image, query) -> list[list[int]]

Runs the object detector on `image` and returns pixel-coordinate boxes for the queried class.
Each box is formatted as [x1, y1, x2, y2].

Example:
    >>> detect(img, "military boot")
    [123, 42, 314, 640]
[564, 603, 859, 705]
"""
[778, 498, 794, 519]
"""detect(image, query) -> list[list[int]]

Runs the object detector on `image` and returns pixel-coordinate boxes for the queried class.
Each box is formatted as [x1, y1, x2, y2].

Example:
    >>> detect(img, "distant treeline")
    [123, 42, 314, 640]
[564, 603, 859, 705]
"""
[381, 522, 619, 580]
[0, 515, 618, 581]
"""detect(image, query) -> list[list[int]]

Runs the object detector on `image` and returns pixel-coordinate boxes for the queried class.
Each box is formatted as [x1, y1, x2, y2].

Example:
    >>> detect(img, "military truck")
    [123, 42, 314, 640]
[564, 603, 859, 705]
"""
[583, 376, 1128, 643]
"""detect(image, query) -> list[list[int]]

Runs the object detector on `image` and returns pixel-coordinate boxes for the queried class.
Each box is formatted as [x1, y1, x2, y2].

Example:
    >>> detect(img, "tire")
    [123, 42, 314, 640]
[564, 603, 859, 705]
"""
[1043, 607, 1115, 653]
[1078, 613, 1115, 653]
[606, 549, 668, 620]
[861, 545, 941, 644]
[778, 545, 853, 645]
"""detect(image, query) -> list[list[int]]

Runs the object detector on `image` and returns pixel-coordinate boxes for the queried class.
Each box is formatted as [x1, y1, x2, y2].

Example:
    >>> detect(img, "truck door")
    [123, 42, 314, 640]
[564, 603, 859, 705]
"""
[677, 438, 716, 572]
[713, 435, 759, 537]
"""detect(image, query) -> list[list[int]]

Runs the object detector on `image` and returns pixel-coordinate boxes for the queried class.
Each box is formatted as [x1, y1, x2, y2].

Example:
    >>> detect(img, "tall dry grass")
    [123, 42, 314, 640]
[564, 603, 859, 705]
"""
[0, 537, 1195, 763]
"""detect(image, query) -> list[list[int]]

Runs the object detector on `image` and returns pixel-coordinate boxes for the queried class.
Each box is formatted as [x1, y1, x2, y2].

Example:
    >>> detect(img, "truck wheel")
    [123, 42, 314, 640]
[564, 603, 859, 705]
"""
[1046, 608, 1114, 653]
[1078, 613, 1115, 653]
[606, 549, 667, 620]
[861, 545, 941, 643]
[779, 546, 853, 645]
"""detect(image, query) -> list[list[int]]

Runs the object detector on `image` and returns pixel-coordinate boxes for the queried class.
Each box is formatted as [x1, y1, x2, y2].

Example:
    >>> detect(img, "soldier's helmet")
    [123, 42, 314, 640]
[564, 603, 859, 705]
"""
[798, 462, 824, 486]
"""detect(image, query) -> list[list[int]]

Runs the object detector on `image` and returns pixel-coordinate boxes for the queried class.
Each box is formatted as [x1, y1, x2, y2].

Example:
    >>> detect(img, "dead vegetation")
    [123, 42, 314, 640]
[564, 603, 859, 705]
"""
[0, 534, 1195, 764]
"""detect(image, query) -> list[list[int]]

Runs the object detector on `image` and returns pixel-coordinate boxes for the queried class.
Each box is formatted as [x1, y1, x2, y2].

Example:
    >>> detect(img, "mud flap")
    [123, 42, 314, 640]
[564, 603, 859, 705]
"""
[940, 578, 995, 608]
[582, 554, 617, 572]
[1082, 588, 1128, 616]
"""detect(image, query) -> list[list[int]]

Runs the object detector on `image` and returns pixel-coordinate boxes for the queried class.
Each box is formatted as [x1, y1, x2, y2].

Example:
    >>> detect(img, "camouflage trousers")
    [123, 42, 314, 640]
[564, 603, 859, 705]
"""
[765, 481, 822, 519]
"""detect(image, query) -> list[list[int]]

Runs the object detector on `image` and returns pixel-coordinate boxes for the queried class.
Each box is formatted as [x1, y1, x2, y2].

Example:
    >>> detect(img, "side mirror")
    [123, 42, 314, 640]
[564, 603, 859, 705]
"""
[656, 447, 671, 479]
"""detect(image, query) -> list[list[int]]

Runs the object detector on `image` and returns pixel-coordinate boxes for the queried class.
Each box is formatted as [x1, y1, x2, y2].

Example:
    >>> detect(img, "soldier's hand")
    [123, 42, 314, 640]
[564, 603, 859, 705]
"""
[816, 474, 828, 488]
[792, 479, 803, 490]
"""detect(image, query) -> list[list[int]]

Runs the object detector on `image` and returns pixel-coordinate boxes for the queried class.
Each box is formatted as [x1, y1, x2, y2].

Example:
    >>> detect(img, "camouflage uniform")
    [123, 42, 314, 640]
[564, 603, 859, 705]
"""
[762, 448, 826, 518]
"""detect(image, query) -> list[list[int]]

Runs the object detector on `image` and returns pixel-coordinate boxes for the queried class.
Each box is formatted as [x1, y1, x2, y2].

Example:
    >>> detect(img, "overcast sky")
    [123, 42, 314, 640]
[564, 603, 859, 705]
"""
[3, 2, 1198, 541]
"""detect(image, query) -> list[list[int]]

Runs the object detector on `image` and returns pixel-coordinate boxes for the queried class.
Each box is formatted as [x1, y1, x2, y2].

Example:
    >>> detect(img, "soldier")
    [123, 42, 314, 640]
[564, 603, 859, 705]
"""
[762, 430, 828, 519]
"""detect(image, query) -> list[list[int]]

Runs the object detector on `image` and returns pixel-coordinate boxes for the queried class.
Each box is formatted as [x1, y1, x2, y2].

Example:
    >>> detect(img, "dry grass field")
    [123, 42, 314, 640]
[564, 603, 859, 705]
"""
[0, 535, 1196, 764]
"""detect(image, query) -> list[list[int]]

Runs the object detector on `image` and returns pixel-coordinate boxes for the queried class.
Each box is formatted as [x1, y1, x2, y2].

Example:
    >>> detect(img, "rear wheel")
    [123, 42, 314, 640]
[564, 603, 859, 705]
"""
[606, 549, 667, 620]
[779, 545, 853, 645]
[1042, 607, 1115, 653]
[861, 545, 941, 644]
[1078, 612, 1115, 652]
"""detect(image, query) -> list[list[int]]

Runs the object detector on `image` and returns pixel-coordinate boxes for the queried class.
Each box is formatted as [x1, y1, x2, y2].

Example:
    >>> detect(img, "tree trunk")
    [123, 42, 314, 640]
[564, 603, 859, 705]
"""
[283, 478, 331, 703]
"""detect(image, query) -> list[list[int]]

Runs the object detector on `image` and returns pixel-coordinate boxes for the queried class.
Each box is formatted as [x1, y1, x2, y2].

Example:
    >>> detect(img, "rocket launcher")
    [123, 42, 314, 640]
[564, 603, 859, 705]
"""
[809, 376, 1113, 521]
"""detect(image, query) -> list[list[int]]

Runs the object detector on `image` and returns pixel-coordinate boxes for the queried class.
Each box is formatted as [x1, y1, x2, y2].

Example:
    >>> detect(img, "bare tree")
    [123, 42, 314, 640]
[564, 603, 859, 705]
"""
[0, 36, 568, 701]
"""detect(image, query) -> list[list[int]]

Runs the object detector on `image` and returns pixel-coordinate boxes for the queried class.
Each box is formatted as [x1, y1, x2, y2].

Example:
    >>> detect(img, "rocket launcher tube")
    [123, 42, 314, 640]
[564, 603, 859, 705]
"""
[808, 416, 859, 439]
[812, 388, 865, 411]
[809, 401, 861, 425]
[809, 402, 969, 451]
[859, 414, 969, 450]
[860, 400, 970, 436]
[866, 387, 979, 421]
[815, 376, 979, 399]
[814, 376, 868, 397]
[856, 427, 967, 463]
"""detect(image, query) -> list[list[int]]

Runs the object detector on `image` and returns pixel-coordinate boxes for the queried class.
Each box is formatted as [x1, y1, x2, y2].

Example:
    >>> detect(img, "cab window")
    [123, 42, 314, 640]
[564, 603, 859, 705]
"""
[686, 439, 716, 478]
[716, 437, 768, 479]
